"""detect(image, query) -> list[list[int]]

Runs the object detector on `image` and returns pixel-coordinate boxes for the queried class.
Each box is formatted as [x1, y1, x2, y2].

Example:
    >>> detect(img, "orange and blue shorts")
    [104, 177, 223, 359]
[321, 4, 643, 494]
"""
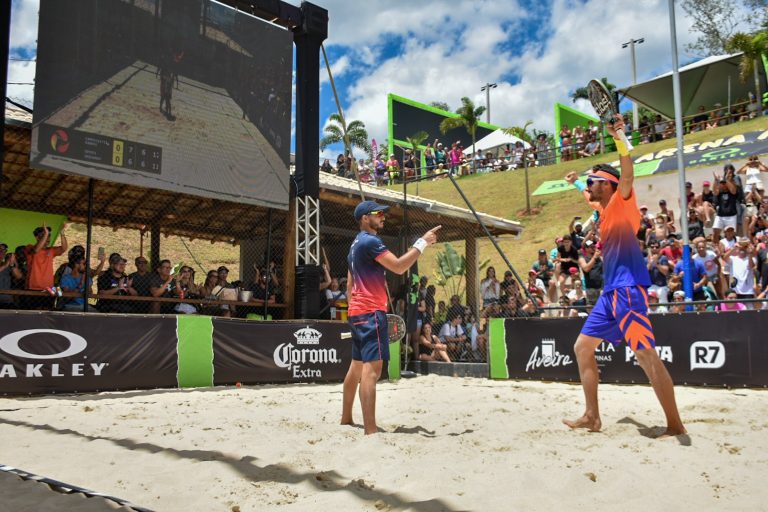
[581, 286, 656, 351]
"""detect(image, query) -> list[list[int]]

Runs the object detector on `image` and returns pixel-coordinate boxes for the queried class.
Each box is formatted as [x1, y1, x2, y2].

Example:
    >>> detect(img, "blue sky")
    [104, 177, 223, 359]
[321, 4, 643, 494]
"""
[7, 0, 753, 160]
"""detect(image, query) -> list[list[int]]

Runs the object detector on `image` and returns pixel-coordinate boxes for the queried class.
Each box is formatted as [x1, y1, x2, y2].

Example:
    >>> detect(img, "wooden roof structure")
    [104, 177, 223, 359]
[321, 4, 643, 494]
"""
[3, 105, 523, 245]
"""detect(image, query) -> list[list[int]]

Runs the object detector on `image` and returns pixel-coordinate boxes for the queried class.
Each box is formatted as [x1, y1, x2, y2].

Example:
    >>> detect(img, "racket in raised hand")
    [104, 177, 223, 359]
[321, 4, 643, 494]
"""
[340, 314, 407, 344]
[587, 79, 633, 152]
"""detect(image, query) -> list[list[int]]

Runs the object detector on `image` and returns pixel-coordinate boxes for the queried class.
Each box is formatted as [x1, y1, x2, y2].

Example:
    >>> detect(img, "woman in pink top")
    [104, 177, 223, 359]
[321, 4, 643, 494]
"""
[718, 290, 747, 311]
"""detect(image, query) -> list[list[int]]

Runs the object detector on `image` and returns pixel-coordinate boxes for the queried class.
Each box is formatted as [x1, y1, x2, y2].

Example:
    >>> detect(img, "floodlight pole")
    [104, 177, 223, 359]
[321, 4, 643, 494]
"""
[0, 0, 11, 192]
[667, 0, 693, 305]
[622, 37, 644, 135]
[481, 83, 497, 124]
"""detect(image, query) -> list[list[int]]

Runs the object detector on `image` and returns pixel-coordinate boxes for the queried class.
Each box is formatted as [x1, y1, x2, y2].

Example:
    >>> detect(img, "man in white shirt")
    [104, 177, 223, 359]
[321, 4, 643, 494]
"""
[439, 314, 468, 359]
[727, 240, 757, 308]
[693, 241, 719, 295]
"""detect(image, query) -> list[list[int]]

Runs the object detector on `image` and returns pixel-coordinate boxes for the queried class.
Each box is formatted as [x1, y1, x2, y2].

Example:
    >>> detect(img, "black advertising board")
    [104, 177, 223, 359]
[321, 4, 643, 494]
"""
[502, 311, 768, 387]
[0, 312, 178, 394]
[211, 320, 352, 385]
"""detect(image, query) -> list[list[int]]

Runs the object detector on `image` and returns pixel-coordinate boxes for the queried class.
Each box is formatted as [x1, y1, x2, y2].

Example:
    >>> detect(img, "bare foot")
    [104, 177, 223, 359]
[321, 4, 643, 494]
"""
[656, 426, 687, 438]
[562, 415, 602, 432]
[340, 417, 355, 426]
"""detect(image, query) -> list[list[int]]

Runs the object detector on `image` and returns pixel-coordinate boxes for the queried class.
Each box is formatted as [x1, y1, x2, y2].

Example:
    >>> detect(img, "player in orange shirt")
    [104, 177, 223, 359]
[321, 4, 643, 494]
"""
[562, 116, 685, 437]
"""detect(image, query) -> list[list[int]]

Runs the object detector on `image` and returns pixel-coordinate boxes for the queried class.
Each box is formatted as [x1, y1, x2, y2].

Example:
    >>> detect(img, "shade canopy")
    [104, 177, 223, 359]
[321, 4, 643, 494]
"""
[619, 53, 767, 118]
[462, 129, 532, 155]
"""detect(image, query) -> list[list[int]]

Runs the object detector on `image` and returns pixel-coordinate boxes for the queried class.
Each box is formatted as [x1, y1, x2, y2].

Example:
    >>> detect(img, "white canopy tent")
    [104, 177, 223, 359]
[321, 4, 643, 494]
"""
[619, 53, 767, 119]
[462, 129, 532, 155]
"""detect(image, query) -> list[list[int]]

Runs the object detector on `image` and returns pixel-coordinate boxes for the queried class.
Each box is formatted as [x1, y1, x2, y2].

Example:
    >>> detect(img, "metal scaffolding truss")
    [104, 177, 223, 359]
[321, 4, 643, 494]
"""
[296, 195, 320, 266]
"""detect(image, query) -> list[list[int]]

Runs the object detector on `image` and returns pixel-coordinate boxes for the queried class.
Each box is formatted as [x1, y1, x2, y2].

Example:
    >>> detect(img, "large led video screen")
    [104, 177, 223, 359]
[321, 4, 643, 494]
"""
[389, 94, 497, 152]
[31, 0, 292, 210]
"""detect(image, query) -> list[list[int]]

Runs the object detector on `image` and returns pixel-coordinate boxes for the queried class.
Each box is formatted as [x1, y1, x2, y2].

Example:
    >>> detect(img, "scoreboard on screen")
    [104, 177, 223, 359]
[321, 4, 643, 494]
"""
[40, 124, 162, 174]
[387, 94, 498, 155]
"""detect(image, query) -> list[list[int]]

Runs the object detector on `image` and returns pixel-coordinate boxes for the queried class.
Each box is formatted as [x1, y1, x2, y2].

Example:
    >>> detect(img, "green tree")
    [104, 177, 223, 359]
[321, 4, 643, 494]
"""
[502, 120, 534, 143]
[404, 130, 429, 179]
[726, 30, 768, 115]
[439, 97, 486, 172]
[681, 0, 767, 55]
[431, 243, 489, 301]
[430, 101, 451, 112]
[319, 113, 372, 186]
[571, 77, 616, 103]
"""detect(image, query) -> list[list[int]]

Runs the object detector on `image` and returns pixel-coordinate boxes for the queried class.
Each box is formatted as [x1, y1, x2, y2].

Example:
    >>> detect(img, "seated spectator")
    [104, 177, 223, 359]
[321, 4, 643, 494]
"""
[719, 289, 747, 311]
[320, 159, 333, 173]
[527, 269, 548, 303]
[149, 259, 176, 314]
[97, 253, 138, 313]
[658, 199, 676, 233]
[0, 243, 22, 308]
[418, 322, 450, 362]
[447, 294, 465, 320]
[439, 314, 469, 360]
[250, 267, 277, 303]
[577, 135, 599, 158]
[660, 236, 682, 266]
[532, 249, 556, 302]
[499, 294, 529, 318]
[556, 295, 578, 318]
[59, 255, 96, 312]
[555, 234, 580, 291]
[324, 276, 346, 307]
[647, 291, 668, 314]
[670, 290, 687, 313]
[199, 269, 229, 317]
[687, 208, 706, 240]
[653, 115, 666, 141]
[480, 266, 501, 307]
[673, 252, 708, 301]
[128, 256, 153, 313]
[693, 240, 720, 296]
[691, 105, 708, 132]
[567, 279, 588, 313]
[646, 241, 671, 303]
[174, 266, 200, 314]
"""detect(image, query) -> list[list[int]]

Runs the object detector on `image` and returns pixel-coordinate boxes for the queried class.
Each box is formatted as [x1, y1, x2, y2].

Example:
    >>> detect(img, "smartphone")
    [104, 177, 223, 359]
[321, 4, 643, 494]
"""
[97, 247, 105, 259]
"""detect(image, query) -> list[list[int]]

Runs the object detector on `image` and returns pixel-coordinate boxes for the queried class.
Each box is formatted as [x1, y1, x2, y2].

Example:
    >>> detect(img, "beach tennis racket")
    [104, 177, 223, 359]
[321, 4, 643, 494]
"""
[340, 314, 407, 344]
[587, 78, 634, 152]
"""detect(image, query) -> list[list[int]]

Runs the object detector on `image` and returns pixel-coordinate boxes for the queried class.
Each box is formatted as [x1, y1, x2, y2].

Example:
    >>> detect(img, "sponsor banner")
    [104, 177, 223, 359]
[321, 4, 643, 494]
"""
[533, 129, 768, 197]
[0, 311, 178, 394]
[499, 310, 768, 387]
[211, 320, 353, 384]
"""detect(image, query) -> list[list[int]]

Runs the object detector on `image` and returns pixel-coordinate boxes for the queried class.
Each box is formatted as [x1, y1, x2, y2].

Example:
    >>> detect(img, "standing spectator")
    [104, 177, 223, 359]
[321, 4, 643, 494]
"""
[424, 143, 436, 176]
[449, 142, 463, 175]
[385, 153, 400, 183]
[686, 208, 706, 240]
[0, 244, 22, 308]
[578, 240, 603, 305]
[25, 223, 68, 292]
[59, 255, 95, 312]
[712, 165, 743, 243]
[691, 105, 708, 132]
[149, 259, 176, 314]
[129, 256, 153, 313]
[402, 149, 416, 180]
[424, 284, 436, 319]
[653, 114, 666, 141]
[447, 294, 465, 320]
[535, 133, 553, 166]
[725, 240, 757, 308]
[324, 277, 346, 318]
[480, 266, 500, 307]
[97, 253, 138, 313]
[532, 249, 556, 301]
[646, 241, 671, 303]
[434, 141, 447, 169]
[321, 158, 333, 174]
[569, 218, 585, 250]
[556, 235, 580, 291]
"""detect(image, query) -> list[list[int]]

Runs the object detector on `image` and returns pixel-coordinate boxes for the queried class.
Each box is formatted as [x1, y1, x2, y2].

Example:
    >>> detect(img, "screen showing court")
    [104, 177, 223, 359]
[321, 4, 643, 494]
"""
[31, 0, 292, 209]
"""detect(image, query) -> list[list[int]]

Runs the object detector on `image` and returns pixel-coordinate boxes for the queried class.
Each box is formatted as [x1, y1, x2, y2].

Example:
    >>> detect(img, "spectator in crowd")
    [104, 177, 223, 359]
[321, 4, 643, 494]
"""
[424, 143, 436, 176]
[527, 269, 548, 303]
[691, 105, 708, 132]
[725, 239, 756, 308]
[577, 135, 599, 158]
[324, 275, 346, 317]
[718, 289, 747, 311]
[653, 114, 666, 141]
[647, 290, 668, 314]
[555, 234, 580, 291]
[403, 149, 416, 180]
[673, 251, 708, 301]
[449, 142, 463, 175]
[569, 218, 585, 250]
[424, 284, 436, 319]
[499, 293, 529, 318]
[97, 253, 138, 313]
[579, 239, 604, 305]
[712, 165, 743, 243]
[670, 290, 687, 313]
[321, 159, 333, 174]
[0, 243, 22, 308]
[657, 199, 676, 233]
[556, 294, 578, 318]
[646, 241, 671, 303]
[149, 259, 176, 314]
[693, 240, 720, 296]
[336, 153, 347, 177]
[251, 267, 277, 304]
[173, 266, 200, 314]
[439, 313, 469, 359]
[567, 279, 588, 313]
[480, 266, 501, 307]
[687, 208, 706, 240]
[434, 140, 447, 169]
[532, 249, 556, 301]
[647, 213, 670, 245]
[128, 256, 153, 313]
[386, 153, 400, 183]
[25, 223, 68, 295]
[535, 133, 553, 166]
[59, 255, 95, 312]
[418, 322, 451, 362]
[447, 294, 465, 319]
[217, 266, 233, 288]
[660, 236, 682, 266]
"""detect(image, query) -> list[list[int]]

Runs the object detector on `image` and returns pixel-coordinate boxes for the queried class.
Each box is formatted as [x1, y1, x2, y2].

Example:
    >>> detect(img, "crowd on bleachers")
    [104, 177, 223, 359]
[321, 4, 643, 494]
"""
[0, 224, 284, 318]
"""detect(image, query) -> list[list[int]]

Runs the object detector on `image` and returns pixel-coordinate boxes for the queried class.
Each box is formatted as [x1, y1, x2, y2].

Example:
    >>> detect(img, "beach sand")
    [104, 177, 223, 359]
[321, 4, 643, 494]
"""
[0, 376, 766, 511]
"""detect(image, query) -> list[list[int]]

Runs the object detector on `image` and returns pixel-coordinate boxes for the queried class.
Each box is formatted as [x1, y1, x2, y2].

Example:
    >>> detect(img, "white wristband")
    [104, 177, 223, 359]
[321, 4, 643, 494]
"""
[412, 238, 428, 253]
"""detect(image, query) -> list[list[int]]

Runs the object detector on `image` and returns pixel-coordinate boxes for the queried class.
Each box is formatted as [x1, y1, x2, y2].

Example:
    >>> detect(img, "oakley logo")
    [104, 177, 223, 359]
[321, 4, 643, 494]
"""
[0, 329, 87, 359]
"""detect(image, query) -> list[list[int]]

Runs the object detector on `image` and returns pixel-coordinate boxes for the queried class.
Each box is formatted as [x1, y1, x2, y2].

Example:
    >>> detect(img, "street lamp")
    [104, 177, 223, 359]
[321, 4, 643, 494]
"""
[481, 82, 497, 124]
[621, 37, 644, 134]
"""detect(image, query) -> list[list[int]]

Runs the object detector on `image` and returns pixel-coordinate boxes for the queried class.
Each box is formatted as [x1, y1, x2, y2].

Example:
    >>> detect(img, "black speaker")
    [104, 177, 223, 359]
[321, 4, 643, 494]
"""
[300, 1, 328, 39]
[294, 264, 323, 319]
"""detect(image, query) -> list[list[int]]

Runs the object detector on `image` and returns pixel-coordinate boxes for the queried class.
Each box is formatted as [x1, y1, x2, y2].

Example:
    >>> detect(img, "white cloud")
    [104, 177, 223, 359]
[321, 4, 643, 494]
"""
[320, 54, 350, 85]
[10, 0, 38, 50]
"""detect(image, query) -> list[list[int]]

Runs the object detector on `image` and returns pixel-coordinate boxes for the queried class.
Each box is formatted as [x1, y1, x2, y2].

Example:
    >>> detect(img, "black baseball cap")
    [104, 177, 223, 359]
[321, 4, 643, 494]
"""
[218, 266, 229, 274]
[109, 252, 127, 264]
[354, 200, 390, 221]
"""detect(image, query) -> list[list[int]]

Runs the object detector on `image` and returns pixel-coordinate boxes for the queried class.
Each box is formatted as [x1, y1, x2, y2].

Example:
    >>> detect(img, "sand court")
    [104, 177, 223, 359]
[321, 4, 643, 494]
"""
[0, 376, 766, 511]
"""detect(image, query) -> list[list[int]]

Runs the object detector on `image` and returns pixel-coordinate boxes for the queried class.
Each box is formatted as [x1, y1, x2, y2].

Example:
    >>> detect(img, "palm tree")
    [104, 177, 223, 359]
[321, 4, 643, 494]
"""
[430, 101, 451, 112]
[571, 77, 616, 103]
[439, 97, 486, 172]
[404, 130, 429, 193]
[319, 113, 372, 178]
[726, 30, 767, 117]
[502, 120, 534, 143]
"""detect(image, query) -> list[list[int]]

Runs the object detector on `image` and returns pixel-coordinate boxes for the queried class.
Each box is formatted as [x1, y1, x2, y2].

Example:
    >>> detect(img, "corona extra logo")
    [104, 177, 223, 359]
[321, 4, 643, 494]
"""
[293, 326, 322, 345]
